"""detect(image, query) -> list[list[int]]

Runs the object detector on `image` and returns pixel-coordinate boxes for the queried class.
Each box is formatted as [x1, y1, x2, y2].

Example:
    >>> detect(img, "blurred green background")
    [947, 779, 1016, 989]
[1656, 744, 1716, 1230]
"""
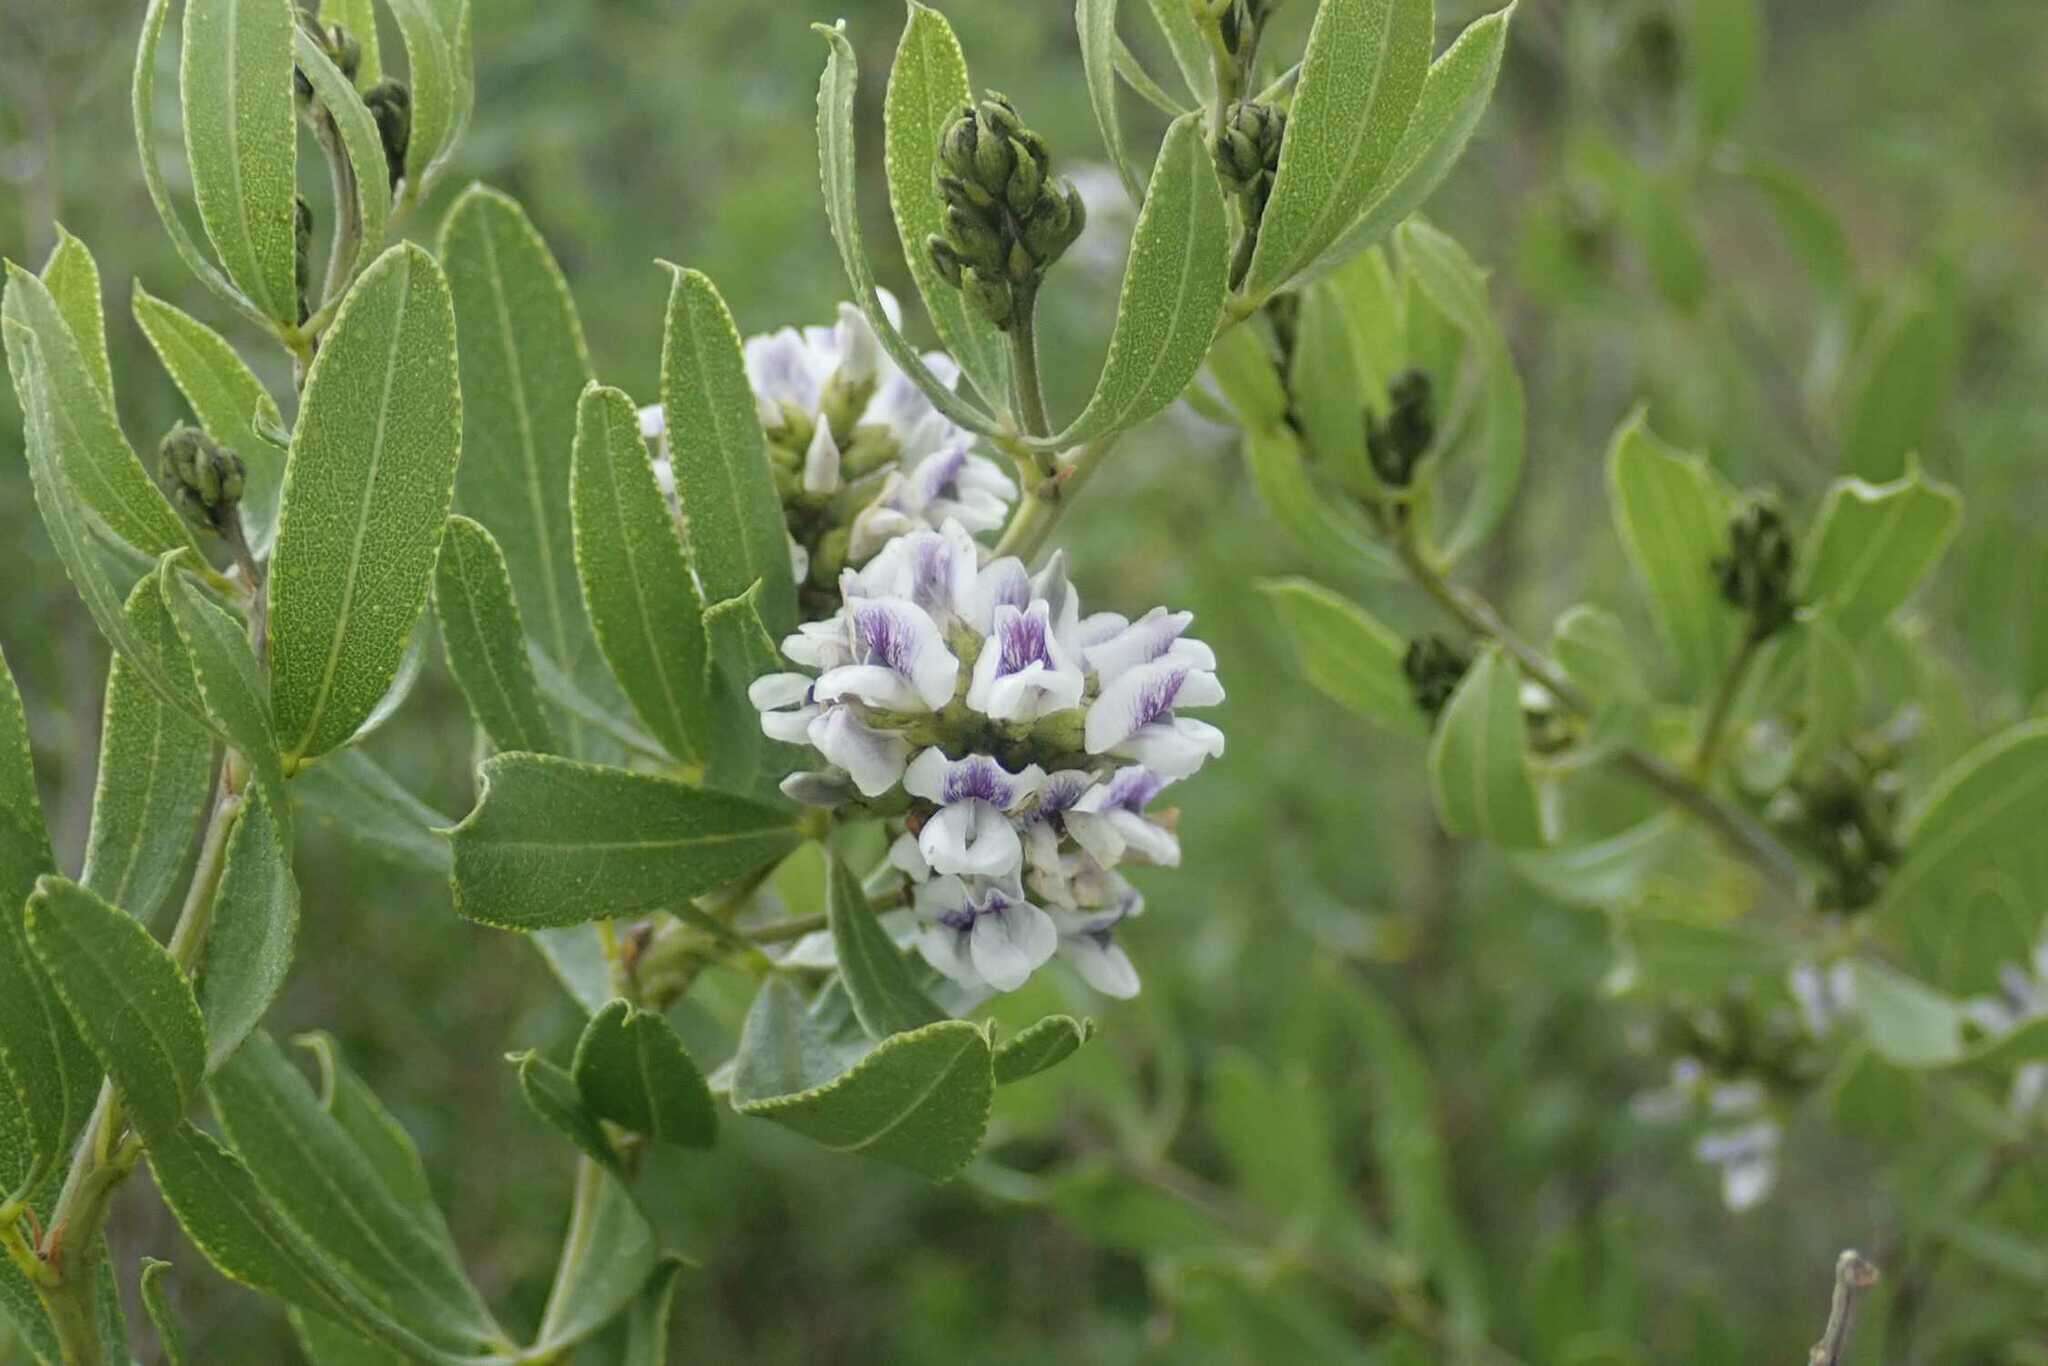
[3, 0, 2046, 1360]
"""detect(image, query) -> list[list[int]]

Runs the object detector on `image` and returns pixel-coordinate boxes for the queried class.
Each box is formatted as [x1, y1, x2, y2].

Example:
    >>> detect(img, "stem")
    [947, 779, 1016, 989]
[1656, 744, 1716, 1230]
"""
[1692, 629, 1763, 779]
[1393, 529, 1811, 899]
[1006, 284, 1052, 441]
[991, 434, 1121, 566]
[1808, 1250, 1879, 1366]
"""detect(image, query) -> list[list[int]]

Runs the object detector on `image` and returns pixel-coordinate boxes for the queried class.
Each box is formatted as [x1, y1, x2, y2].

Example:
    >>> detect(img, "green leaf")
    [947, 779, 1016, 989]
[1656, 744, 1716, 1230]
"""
[210, 1031, 502, 1350]
[293, 27, 393, 292]
[1841, 296, 1952, 482]
[1142, 0, 1215, 103]
[1611, 911, 1787, 998]
[81, 576, 215, 926]
[992, 1015, 1095, 1084]
[292, 1032, 439, 1215]
[703, 581, 798, 798]
[293, 1310, 411, 1366]
[1851, 961, 1964, 1069]
[1031, 113, 1230, 450]
[3, 262, 191, 556]
[529, 1163, 657, 1355]
[41, 226, 114, 404]
[132, 281, 287, 555]
[25, 876, 205, 1142]
[1688, 0, 1762, 139]
[438, 185, 608, 749]
[885, 1, 1011, 413]
[1209, 1048, 1336, 1218]
[1289, 248, 1404, 486]
[1112, 38, 1189, 118]
[513, 1050, 620, 1174]
[1605, 411, 1741, 695]
[571, 382, 712, 765]
[1800, 465, 1962, 645]
[1740, 157, 1853, 306]
[1258, 578, 1423, 737]
[657, 265, 798, 637]
[1510, 814, 1682, 908]
[1787, 616, 1860, 778]
[1295, 5, 1515, 289]
[199, 787, 299, 1069]
[1203, 316, 1289, 427]
[827, 854, 944, 1040]
[1241, 0, 1434, 303]
[571, 1000, 718, 1149]
[731, 977, 995, 1180]
[526, 645, 667, 766]
[1078, 0, 1145, 205]
[1551, 604, 1648, 706]
[1427, 645, 1546, 848]
[270, 243, 462, 770]
[0, 648, 96, 1201]
[603, 1256, 686, 1366]
[812, 21, 1000, 437]
[146, 1123, 464, 1364]
[1882, 719, 2048, 994]
[384, 0, 461, 196]
[141, 1259, 190, 1366]
[160, 558, 283, 807]
[292, 749, 452, 877]
[180, 0, 300, 323]
[434, 514, 557, 755]
[320, 0, 382, 85]
[448, 753, 802, 930]
[1243, 423, 1401, 580]
[1396, 220, 1525, 564]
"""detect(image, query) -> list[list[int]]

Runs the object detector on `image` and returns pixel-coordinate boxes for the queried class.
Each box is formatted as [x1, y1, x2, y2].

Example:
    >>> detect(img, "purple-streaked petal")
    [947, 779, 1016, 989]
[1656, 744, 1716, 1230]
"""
[1085, 659, 1225, 753]
[807, 708, 911, 796]
[1110, 717, 1225, 779]
[917, 922, 978, 987]
[961, 558, 1032, 635]
[743, 328, 825, 422]
[821, 597, 958, 710]
[902, 749, 1046, 809]
[1083, 608, 1199, 683]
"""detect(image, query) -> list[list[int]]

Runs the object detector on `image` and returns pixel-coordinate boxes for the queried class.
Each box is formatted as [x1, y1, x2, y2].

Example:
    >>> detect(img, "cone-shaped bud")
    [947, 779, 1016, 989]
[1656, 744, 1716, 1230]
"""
[927, 235, 965, 288]
[1715, 501, 1799, 640]
[365, 80, 412, 191]
[962, 267, 1013, 329]
[1367, 369, 1435, 488]
[1403, 634, 1471, 721]
[158, 424, 246, 534]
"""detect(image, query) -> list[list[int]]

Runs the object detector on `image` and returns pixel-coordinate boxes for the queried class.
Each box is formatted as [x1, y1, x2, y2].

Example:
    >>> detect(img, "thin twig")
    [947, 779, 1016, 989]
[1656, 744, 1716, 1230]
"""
[1809, 1250, 1880, 1366]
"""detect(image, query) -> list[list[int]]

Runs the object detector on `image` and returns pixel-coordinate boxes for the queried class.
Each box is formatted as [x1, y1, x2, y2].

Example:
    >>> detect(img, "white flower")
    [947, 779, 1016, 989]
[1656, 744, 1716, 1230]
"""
[967, 601, 1085, 722]
[915, 875, 1058, 993]
[1085, 657, 1226, 764]
[1067, 767, 1181, 867]
[903, 750, 1045, 880]
[1693, 1120, 1780, 1212]
[807, 707, 913, 798]
[1046, 882, 1145, 1000]
[811, 598, 960, 712]
[1960, 934, 2048, 1117]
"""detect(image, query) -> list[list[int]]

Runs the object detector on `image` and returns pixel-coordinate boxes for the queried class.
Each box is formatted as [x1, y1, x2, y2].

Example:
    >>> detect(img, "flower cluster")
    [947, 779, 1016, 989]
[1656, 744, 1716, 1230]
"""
[1631, 1058, 1782, 1211]
[639, 291, 1016, 601]
[749, 520, 1224, 1000]
[1962, 936, 2048, 1119]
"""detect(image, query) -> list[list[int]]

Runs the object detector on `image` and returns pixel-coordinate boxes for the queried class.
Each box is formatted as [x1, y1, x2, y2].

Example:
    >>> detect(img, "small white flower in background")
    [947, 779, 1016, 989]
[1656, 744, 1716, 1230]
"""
[751, 518, 1223, 999]
[1630, 1057, 1782, 1212]
[1789, 961, 1859, 1039]
[1694, 1118, 1781, 1212]
[1960, 934, 2048, 1118]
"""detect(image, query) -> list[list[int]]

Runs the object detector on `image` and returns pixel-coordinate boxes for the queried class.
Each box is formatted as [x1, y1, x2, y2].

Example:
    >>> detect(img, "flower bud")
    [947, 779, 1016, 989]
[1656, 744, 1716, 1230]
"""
[365, 80, 412, 191]
[940, 109, 980, 181]
[1714, 501, 1798, 640]
[1004, 138, 1043, 217]
[977, 93, 1022, 140]
[974, 122, 1017, 191]
[1366, 369, 1435, 487]
[945, 204, 1005, 274]
[962, 267, 1013, 329]
[294, 195, 314, 325]
[1404, 634, 1470, 721]
[324, 22, 362, 85]
[158, 424, 246, 534]
[927, 235, 965, 288]
[936, 172, 996, 216]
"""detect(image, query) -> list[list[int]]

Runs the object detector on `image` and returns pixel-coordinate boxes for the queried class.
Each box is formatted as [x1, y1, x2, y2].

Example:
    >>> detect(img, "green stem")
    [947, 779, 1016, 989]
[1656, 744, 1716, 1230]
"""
[1691, 629, 1764, 780]
[991, 433, 1121, 565]
[1393, 529, 1811, 900]
[1006, 284, 1052, 441]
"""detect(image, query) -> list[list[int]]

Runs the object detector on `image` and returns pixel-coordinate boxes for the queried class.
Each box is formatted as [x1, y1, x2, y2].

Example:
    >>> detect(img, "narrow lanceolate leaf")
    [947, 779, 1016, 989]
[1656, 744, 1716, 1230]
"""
[514, 1051, 620, 1174]
[25, 876, 205, 1142]
[827, 855, 944, 1041]
[3, 263, 191, 555]
[1077, 0, 1145, 205]
[658, 266, 797, 638]
[1882, 720, 2048, 995]
[1243, 423, 1401, 580]
[449, 754, 803, 930]
[1799, 465, 1963, 645]
[0, 648, 96, 1200]
[993, 1015, 1095, 1085]
[181, 0, 300, 323]
[1142, 0, 1215, 104]
[292, 750, 452, 878]
[704, 581, 799, 797]
[610, 1257, 687, 1366]
[270, 243, 462, 770]
[141, 1260, 191, 1366]
[885, 2, 1011, 412]
[1509, 814, 1681, 908]
[320, 0, 382, 85]
[1297, 6, 1515, 289]
[434, 515, 557, 755]
[1398, 220, 1525, 564]
[812, 22, 1000, 438]
[199, 789, 299, 1069]
[1842, 296, 1951, 482]
[82, 576, 215, 926]
[1242, 0, 1435, 303]
[211, 1032, 504, 1351]
[1259, 578, 1424, 737]
[161, 560, 284, 805]
[529, 1165, 657, 1355]
[384, 0, 458, 195]
[295, 1033, 439, 1212]
[1427, 645, 1545, 848]
[1551, 604, 1648, 706]
[1605, 412, 1742, 696]
[147, 1124, 464, 1365]
[572, 384, 711, 764]
[132, 282, 288, 554]
[293, 29, 392, 290]
[438, 186, 605, 730]
[731, 978, 995, 1181]
[41, 226, 114, 403]
[572, 1000, 718, 1149]
[292, 1309, 413, 1366]
[1031, 114, 1229, 451]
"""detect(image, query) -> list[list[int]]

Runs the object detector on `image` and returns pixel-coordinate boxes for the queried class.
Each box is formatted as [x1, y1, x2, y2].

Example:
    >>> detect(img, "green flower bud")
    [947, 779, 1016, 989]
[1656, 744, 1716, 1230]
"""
[973, 118, 1016, 191]
[324, 22, 362, 85]
[157, 424, 246, 534]
[1020, 183, 1085, 266]
[945, 204, 1005, 273]
[1366, 369, 1435, 488]
[935, 171, 997, 216]
[1714, 500, 1799, 640]
[927, 235, 965, 288]
[1404, 634, 1471, 722]
[1004, 138, 1043, 217]
[1216, 101, 1286, 194]
[977, 93, 1022, 141]
[1006, 238, 1037, 285]
[940, 109, 980, 182]
[364, 80, 412, 191]
[962, 267, 1014, 330]
[294, 195, 314, 326]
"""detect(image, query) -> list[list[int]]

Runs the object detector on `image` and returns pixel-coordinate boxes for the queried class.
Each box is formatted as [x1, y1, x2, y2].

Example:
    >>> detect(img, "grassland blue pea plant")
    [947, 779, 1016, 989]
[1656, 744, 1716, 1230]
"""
[0, 0, 2040, 1360]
